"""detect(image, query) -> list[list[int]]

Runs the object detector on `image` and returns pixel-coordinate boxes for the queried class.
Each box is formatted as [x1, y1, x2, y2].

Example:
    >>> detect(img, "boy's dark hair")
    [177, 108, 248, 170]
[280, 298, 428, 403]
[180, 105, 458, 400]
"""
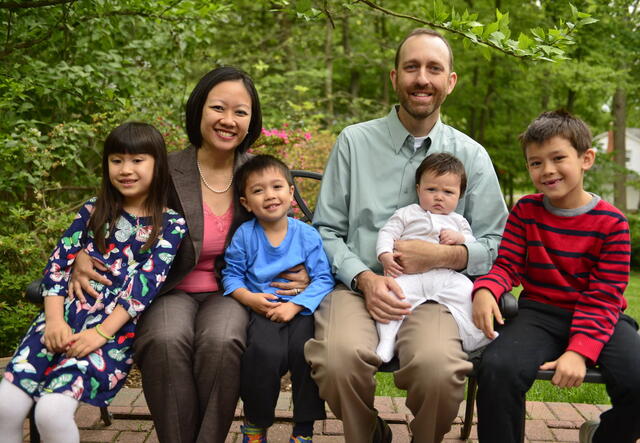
[519, 109, 592, 156]
[90, 122, 169, 253]
[215, 154, 293, 279]
[185, 66, 262, 156]
[234, 154, 293, 198]
[415, 153, 467, 196]
[394, 28, 454, 71]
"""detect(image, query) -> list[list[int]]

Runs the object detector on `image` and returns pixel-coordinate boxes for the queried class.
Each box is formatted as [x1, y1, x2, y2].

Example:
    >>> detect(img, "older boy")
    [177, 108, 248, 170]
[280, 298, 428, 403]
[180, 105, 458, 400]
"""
[472, 110, 640, 443]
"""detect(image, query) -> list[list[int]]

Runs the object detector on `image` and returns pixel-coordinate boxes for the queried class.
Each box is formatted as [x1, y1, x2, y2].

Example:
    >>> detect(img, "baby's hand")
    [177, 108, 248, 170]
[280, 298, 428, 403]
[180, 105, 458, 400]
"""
[267, 301, 303, 323]
[379, 252, 403, 278]
[439, 229, 465, 245]
[43, 319, 73, 353]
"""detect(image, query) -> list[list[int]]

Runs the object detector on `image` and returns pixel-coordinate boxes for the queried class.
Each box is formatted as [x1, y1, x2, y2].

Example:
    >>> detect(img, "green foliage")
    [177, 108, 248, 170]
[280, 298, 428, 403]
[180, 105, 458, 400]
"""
[0, 301, 40, 357]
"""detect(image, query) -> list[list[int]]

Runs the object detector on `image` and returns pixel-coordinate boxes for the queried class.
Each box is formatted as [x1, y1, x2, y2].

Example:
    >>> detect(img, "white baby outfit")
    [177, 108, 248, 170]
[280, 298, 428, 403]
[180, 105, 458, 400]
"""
[375, 203, 493, 362]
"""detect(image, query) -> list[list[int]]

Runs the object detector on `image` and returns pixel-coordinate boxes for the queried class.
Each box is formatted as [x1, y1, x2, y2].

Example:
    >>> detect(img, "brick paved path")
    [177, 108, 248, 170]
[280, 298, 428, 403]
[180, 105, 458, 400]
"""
[16, 387, 612, 442]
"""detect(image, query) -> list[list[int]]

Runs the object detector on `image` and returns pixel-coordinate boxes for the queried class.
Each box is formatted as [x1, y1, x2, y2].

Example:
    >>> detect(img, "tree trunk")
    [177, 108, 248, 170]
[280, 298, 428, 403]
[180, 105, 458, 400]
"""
[612, 87, 627, 211]
[324, 16, 334, 118]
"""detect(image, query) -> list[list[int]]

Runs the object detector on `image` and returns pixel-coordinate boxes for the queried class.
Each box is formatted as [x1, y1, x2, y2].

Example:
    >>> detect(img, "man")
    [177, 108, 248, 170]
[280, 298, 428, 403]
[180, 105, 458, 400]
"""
[304, 28, 508, 442]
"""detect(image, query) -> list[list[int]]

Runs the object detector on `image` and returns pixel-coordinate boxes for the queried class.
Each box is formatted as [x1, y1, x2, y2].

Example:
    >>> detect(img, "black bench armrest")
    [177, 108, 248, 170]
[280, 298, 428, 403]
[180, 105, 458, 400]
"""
[25, 278, 44, 304]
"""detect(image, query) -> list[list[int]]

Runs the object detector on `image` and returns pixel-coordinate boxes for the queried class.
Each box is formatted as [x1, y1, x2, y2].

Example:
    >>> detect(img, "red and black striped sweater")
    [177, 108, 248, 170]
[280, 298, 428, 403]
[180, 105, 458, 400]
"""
[473, 193, 631, 363]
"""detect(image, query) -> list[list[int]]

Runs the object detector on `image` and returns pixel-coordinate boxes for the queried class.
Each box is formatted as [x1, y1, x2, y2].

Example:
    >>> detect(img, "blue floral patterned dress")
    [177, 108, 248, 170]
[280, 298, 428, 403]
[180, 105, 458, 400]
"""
[3, 198, 187, 406]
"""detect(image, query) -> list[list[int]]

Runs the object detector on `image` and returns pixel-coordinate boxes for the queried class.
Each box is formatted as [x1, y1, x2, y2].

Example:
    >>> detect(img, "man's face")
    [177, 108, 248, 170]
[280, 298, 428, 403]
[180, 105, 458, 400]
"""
[391, 34, 457, 124]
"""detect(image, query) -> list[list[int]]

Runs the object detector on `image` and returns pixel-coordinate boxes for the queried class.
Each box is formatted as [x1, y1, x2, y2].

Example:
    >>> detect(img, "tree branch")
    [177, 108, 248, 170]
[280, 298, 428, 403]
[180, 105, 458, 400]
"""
[357, 0, 516, 57]
[0, 0, 75, 9]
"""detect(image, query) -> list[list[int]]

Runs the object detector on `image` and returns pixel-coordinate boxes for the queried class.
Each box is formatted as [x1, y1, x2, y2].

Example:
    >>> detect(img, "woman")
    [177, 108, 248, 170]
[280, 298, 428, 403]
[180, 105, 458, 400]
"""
[69, 67, 309, 442]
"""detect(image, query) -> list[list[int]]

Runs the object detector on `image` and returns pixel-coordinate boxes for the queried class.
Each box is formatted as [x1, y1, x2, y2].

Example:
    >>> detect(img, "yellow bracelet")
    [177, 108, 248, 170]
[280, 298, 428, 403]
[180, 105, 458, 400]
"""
[95, 324, 115, 340]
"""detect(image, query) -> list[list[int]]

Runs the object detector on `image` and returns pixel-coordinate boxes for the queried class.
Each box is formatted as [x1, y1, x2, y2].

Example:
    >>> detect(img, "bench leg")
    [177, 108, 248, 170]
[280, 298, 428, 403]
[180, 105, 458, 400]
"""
[100, 406, 112, 426]
[461, 376, 477, 440]
[28, 404, 41, 443]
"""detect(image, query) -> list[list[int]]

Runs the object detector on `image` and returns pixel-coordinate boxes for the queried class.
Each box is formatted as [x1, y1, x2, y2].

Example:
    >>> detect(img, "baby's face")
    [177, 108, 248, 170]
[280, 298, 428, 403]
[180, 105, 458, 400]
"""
[416, 171, 461, 214]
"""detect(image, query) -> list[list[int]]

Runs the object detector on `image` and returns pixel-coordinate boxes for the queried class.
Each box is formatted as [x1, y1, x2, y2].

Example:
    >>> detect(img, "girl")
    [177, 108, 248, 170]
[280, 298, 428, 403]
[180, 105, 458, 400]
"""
[0, 122, 186, 443]
[222, 155, 334, 443]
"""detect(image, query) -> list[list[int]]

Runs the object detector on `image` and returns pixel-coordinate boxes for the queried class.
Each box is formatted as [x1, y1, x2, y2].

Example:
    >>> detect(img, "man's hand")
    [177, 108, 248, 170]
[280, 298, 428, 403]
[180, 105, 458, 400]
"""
[66, 328, 107, 359]
[43, 319, 73, 353]
[540, 351, 587, 388]
[68, 250, 112, 303]
[472, 289, 503, 339]
[439, 229, 465, 245]
[271, 264, 310, 296]
[379, 252, 403, 278]
[267, 301, 303, 323]
[394, 239, 467, 273]
[358, 271, 411, 323]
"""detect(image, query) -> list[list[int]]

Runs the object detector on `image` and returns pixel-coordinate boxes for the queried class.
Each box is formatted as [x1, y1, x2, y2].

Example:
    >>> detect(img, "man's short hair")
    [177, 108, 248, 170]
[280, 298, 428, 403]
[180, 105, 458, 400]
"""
[394, 28, 454, 71]
[415, 153, 467, 196]
[519, 109, 592, 156]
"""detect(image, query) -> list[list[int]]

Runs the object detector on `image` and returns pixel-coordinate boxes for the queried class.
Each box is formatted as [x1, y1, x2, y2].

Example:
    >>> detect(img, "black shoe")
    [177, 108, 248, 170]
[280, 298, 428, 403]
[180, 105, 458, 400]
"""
[372, 416, 392, 443]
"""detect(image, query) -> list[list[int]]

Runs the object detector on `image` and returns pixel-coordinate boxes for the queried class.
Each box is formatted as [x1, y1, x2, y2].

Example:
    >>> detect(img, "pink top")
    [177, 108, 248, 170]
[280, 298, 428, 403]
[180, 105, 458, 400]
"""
[176, 203, 233, 293]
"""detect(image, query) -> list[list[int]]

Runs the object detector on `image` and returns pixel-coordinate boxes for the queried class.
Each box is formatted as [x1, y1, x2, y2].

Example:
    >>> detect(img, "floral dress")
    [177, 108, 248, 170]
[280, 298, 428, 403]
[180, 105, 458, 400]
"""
[4, 198, 187, 406]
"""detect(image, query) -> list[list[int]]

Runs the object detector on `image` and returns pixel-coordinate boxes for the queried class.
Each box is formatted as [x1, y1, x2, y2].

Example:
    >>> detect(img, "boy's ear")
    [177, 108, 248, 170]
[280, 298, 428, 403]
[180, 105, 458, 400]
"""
[581, 148, 596, 171]
[239, 196, 252, 213]
[289, 184, 295, 199]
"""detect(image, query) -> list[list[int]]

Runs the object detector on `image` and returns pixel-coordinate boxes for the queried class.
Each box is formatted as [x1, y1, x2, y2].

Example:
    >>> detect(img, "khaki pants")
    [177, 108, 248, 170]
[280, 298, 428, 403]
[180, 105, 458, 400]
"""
[305, 284, 472, 443]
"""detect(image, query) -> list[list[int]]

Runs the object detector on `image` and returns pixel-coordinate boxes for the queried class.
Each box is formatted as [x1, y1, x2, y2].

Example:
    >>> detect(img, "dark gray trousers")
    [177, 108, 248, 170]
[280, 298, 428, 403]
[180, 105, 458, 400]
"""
[133, 291, 248, 443]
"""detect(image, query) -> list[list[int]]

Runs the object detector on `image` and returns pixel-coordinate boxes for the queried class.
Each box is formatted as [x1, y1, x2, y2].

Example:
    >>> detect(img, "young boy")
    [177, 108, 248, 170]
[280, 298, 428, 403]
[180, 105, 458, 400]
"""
[472, 110, 640, 443]
[222, 155, 334, 443]
[375, 153, 492, 362]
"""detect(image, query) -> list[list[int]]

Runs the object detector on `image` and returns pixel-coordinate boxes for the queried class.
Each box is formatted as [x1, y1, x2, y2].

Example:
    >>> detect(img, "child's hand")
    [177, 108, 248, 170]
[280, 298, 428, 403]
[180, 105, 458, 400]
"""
[539, 351, 587, 388]
[439, 229, 465, 245]
[472, 289, 503, 339]
[267, 301, 303, 323]
[246, 292, 282, 316]
[43, 319, 73, 353]
[379, 252, 403, 278]
[65, 328, 107, 359]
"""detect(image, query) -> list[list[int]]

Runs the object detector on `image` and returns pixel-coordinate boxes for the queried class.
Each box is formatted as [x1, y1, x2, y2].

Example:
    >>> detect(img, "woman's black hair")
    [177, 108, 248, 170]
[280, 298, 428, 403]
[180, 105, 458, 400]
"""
[185, 66, 262, 156]
[89, 122, 170, 253]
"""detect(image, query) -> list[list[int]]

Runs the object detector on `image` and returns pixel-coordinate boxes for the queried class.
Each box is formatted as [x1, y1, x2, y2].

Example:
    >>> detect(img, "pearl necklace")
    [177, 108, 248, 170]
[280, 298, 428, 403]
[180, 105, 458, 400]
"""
[196, 160, 233, 194]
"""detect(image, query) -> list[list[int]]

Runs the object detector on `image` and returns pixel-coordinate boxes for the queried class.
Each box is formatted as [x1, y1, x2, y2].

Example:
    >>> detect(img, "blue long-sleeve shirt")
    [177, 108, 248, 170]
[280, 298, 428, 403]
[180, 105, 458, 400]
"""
[222, 217, 335, 315]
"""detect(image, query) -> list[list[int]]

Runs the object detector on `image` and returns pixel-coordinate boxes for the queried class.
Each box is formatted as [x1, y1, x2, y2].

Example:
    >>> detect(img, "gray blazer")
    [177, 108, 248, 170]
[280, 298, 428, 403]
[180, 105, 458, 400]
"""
[159, 145, 249, 295]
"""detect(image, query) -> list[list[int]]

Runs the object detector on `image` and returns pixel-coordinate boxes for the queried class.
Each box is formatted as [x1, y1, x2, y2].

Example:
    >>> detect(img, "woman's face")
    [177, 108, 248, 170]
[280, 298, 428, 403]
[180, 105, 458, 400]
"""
[199, 80, 252, 153]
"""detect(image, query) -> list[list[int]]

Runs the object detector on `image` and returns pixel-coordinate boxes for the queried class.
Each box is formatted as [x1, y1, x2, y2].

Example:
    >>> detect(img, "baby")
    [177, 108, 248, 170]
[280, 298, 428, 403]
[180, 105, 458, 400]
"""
[375, 153, 493, 362]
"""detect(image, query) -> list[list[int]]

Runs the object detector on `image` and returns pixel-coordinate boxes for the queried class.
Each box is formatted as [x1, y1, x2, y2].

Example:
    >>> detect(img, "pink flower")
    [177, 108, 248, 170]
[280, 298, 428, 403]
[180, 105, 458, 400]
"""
[304, 132, 312, 141]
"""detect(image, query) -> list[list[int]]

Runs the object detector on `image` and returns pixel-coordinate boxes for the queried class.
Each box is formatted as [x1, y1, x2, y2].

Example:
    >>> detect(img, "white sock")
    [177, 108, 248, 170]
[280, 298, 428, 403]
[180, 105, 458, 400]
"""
[0, 378, 34, 443]
[35, 393, 80, 443]
[376, 338, 396, 363]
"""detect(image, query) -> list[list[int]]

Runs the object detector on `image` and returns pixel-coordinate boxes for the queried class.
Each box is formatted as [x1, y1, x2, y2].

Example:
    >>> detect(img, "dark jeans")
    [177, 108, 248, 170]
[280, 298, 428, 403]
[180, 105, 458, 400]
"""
[241, 311, 325, 427]
[477, 299, 640, 443]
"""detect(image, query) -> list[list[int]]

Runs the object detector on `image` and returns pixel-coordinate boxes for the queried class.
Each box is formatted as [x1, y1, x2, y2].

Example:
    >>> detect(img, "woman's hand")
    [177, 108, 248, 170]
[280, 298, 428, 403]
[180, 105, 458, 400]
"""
[43, 319, 73, 353]
[68, 250, 112, 303]
[271, 264, 310, 296]
[65, 328, 107, 359]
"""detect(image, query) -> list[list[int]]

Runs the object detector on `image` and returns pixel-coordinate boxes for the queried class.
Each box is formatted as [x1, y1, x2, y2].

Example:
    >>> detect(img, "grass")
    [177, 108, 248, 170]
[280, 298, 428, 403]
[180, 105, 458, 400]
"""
[374, 270, 640, 403]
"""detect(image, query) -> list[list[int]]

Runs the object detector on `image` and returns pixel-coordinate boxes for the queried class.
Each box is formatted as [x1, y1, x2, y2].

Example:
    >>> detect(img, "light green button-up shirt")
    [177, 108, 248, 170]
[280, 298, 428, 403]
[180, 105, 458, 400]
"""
[313, 107, 508, 288]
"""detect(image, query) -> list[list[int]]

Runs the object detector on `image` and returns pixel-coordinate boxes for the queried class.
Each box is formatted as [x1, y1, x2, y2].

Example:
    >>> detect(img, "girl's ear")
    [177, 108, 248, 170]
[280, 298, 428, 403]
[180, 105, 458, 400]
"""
[239, 196, 252, 212]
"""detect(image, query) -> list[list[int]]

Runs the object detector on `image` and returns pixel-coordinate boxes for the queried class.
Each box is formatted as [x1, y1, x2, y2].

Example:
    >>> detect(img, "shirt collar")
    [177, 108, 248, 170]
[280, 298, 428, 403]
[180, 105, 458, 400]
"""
[386, 105, 442, 154]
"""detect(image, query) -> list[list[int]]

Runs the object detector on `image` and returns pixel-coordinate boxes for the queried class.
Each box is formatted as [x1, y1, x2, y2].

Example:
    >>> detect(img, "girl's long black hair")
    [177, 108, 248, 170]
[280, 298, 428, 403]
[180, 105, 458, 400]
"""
[89, 122, 170, 253]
